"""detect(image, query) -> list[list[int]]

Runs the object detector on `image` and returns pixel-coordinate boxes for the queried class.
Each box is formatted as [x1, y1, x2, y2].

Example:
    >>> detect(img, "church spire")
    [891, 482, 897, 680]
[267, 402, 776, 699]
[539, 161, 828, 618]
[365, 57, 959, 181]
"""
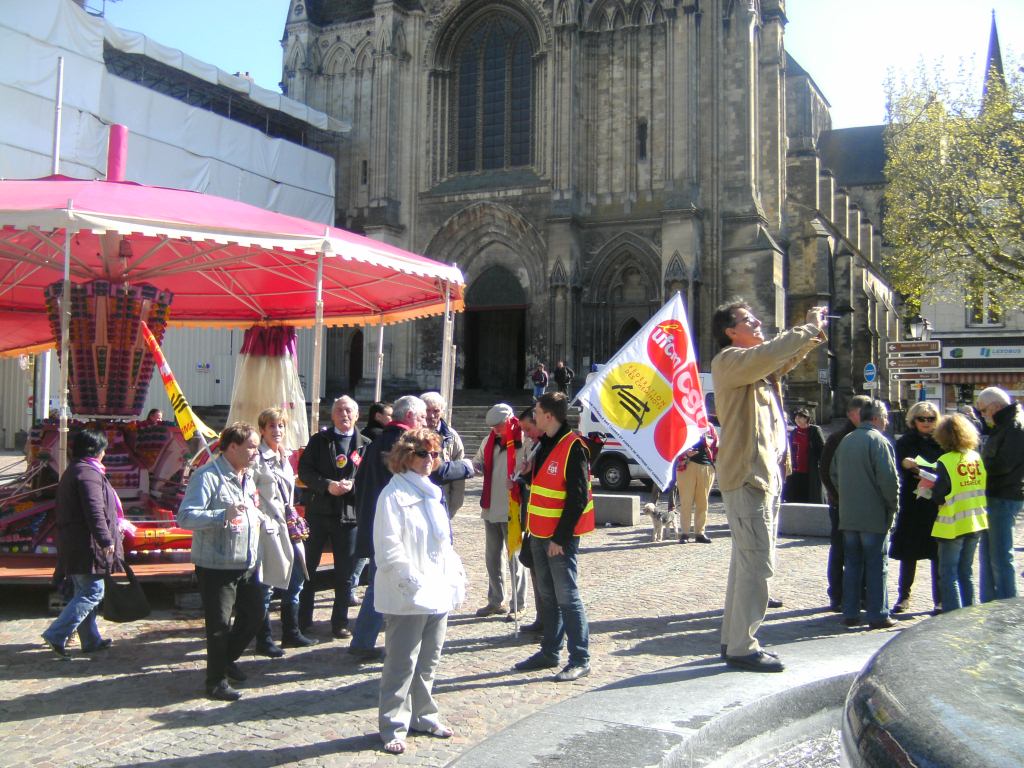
[982, 10, 1005, 110]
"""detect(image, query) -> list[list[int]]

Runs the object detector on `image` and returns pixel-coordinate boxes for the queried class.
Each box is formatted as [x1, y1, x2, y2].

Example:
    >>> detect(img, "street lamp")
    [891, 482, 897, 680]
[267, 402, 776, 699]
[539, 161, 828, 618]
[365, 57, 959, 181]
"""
[907, 315, 932, 340]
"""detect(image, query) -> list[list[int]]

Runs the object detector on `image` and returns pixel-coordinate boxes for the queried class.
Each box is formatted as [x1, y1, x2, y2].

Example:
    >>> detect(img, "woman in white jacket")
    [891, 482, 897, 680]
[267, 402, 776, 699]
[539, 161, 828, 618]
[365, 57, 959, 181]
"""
[375, 428, 466, 755]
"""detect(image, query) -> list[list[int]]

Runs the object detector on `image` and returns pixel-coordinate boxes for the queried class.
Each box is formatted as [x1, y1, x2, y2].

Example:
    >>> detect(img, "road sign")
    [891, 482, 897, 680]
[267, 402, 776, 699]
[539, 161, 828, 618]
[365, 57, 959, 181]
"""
[818, 369, 829, 384]
[864, 362, 877, 382]
[886, 340, 940, 354]
[887, 356, 941, 370]
[862, 381, 879, 390]
[890, 372, 941, 382]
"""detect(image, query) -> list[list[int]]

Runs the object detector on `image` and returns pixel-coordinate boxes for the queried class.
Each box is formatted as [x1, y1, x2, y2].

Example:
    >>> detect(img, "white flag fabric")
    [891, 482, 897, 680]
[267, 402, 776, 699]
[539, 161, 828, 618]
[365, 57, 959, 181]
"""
[575, 293, 709, 491]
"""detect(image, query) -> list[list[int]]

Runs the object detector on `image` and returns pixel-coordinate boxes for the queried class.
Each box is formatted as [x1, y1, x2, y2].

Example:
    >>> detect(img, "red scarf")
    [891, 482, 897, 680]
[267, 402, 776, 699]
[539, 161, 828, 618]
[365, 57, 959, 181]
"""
[481, 417, 522, 509]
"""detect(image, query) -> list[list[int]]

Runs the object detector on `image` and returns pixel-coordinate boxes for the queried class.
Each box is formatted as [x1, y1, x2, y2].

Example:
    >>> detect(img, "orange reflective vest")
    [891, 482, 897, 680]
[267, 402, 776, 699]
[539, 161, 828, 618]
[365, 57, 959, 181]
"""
[526, 431, 595, 539]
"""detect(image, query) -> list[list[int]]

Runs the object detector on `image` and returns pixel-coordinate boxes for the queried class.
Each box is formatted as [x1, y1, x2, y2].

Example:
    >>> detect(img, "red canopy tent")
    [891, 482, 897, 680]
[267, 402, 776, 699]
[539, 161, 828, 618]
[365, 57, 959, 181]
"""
[0, 173, 465, 448]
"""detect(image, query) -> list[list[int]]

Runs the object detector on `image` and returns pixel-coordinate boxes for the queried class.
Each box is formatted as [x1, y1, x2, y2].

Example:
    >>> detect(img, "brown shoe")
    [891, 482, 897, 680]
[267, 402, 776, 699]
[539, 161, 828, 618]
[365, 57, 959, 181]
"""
[891, 599, 910, 614]
[475, 603, 509, 617]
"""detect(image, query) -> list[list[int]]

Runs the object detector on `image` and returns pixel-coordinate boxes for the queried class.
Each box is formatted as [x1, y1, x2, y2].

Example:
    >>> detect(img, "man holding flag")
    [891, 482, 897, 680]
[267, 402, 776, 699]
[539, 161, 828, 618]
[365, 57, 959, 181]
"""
[514, 392, 594, 682]
[471, 404, 528, 621]
[711, 300, 826, 672]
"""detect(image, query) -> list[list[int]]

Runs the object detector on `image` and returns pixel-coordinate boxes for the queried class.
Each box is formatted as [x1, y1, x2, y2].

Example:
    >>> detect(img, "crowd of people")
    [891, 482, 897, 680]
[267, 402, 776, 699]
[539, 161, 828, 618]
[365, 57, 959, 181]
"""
[40, 300, 1023, 752]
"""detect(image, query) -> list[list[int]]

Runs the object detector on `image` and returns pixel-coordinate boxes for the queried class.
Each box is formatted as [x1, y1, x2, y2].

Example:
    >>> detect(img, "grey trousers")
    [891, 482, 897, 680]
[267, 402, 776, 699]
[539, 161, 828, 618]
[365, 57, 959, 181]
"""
[483, 520, 528, 611]
[720, 485, 780, 657]
[378, 612, 448, 743]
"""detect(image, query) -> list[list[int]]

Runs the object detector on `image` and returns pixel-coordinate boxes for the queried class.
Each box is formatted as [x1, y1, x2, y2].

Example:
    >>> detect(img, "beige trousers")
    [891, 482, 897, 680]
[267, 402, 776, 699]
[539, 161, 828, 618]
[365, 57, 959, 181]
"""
[720, 484, 780, 657]
[675, 462, 715, 535]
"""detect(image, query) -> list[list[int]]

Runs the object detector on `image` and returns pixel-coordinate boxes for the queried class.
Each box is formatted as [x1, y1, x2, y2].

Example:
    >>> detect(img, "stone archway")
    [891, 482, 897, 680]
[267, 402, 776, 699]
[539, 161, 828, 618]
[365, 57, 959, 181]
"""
[463, 264, 527, 390]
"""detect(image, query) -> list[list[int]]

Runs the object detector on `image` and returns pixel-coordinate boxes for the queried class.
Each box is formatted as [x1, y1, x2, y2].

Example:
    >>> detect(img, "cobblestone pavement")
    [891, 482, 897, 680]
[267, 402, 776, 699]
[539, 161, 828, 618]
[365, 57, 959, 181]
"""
[0, 476, 961, 768]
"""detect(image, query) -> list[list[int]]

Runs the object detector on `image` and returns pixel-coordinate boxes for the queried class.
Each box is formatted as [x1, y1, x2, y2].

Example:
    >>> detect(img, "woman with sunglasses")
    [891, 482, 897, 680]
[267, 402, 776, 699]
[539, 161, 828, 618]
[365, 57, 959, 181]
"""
[374, 428, 466, 755]
[889, 401, 943, 614]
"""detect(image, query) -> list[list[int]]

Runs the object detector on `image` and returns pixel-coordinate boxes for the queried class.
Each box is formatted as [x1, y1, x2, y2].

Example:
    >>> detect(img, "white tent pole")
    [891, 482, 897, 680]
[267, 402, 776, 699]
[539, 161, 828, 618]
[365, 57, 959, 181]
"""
[310, 247, 326, 433]
[57, 220, 71, 475]
[440, 281, 454, 421]
[374, 320, 384, 402]
[51, 57, 64, 175]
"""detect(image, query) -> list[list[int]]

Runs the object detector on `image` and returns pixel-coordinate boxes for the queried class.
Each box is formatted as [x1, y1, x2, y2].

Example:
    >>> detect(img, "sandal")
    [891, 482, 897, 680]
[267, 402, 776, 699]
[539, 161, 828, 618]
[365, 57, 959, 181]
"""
[382, 739, 406, 755]
[411, 723, 454, 739]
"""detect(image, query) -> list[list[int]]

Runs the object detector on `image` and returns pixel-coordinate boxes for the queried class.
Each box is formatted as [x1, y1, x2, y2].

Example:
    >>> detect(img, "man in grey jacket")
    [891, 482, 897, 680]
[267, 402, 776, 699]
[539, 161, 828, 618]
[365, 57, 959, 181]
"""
[830, 400, 900, 630]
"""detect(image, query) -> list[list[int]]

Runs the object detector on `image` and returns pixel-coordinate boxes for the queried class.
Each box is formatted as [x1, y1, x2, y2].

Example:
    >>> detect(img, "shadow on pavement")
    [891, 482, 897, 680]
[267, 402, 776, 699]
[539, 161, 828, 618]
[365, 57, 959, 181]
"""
[105, 734, 381, 768]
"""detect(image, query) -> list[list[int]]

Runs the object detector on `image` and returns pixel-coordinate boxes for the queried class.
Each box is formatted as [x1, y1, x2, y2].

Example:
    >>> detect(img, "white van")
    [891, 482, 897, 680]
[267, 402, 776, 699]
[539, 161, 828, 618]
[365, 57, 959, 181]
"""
[577, 370, 715, 491]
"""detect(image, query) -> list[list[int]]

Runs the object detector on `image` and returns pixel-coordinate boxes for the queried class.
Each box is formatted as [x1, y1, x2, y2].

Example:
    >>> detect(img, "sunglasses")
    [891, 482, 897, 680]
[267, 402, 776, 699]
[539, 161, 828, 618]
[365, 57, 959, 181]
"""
[915, 416, 937, 423]
[414, 450, 440, 459]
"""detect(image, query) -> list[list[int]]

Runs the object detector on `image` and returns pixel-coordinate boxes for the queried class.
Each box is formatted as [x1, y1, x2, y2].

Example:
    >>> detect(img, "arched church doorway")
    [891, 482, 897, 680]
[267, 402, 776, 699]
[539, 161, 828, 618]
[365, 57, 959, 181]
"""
[617, 318, 641, 349]
[463, 266, 526, 390]
[349, 330, 364, 391]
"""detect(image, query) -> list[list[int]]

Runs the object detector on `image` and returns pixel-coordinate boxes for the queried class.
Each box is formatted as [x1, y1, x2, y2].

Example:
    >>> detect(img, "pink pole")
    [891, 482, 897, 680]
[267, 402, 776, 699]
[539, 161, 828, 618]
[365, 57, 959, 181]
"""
[106, 124, 128, 181]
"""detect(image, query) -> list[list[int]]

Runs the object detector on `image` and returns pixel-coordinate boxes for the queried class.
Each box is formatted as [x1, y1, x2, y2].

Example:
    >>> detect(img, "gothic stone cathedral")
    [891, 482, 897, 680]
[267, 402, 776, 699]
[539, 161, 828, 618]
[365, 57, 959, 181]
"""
[282, 0, 901, 413]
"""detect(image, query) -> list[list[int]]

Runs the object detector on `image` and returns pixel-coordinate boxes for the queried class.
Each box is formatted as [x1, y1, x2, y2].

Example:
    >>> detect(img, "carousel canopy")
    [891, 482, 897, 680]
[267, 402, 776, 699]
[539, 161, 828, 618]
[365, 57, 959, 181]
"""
[0, 175, 464, 356]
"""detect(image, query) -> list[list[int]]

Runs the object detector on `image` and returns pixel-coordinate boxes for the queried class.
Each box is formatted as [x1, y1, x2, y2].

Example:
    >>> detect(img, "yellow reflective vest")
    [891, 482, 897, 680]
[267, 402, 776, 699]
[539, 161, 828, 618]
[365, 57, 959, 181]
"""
[931, 450, 988, 540]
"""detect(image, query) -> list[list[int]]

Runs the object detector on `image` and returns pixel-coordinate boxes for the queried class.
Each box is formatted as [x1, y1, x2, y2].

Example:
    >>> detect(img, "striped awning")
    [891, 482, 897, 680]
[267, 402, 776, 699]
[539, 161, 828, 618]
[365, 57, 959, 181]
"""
[941, 372, 1024, 386]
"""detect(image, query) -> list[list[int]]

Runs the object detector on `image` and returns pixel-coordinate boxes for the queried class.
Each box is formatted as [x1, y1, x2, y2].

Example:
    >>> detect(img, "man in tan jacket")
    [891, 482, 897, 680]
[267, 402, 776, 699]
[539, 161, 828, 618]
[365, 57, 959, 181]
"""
[711, 300, 826, 672]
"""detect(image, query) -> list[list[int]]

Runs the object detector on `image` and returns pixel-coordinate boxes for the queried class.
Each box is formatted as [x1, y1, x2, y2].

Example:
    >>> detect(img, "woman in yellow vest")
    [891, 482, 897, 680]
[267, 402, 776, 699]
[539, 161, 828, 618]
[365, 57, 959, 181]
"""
[930, 413, 989, 612]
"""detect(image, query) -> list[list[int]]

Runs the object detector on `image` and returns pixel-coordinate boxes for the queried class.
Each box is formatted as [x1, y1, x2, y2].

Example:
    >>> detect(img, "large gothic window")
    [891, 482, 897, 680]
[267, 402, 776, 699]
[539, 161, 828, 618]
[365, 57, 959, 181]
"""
[454, 18, 533, 173]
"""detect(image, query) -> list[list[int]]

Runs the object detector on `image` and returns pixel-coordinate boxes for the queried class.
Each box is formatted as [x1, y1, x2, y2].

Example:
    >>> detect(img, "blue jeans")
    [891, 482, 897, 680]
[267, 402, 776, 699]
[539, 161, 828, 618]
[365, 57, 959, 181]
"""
[938, 532, 980, 611]
[979, 498, 1021, 602]
[263, 548, 305, 613]
[44, 573, 105, 650]
[842, 531, 889, 623]
[350, 559, 384, 650]
[531, 535, 589, 667]
[532, 385, 545, 398]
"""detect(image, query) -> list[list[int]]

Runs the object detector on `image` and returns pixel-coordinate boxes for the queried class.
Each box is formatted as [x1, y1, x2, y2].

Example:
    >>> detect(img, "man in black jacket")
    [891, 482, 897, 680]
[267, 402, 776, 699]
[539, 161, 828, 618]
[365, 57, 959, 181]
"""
[297, 395, 370, 639]
[346, 395, 427, 660]
[976, 387, 1024, 601]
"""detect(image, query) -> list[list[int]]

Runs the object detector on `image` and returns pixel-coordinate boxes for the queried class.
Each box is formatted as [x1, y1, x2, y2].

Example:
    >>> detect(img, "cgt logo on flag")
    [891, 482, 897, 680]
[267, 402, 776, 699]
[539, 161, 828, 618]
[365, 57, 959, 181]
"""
[575, 293, 708, 491]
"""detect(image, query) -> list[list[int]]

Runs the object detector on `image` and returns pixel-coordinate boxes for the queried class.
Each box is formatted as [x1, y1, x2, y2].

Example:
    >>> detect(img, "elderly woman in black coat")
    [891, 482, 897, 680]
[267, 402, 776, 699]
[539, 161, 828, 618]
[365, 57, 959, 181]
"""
[41, 428, 124, 656]
[889, 401, 943, 614]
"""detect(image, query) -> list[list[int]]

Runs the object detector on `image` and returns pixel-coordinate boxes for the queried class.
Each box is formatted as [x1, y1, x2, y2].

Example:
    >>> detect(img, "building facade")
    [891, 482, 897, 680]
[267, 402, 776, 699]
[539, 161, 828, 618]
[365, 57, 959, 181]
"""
[282, 0, 901, 417]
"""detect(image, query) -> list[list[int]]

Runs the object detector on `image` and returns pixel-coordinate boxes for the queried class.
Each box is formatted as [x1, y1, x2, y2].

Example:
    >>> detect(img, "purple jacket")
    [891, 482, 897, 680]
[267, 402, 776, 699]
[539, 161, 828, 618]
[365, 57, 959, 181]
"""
[55, 459, 123, 575]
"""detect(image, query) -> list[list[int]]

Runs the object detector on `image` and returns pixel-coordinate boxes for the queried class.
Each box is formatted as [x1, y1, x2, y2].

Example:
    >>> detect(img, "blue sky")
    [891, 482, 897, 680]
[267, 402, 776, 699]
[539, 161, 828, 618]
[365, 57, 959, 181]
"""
[101, 0, 1022, 129]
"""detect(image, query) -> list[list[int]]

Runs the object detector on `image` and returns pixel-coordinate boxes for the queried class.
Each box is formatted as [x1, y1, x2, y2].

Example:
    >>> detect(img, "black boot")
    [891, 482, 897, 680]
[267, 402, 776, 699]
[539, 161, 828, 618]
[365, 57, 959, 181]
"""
[281, 602, 318, 648]
[254, 613, 285, 658]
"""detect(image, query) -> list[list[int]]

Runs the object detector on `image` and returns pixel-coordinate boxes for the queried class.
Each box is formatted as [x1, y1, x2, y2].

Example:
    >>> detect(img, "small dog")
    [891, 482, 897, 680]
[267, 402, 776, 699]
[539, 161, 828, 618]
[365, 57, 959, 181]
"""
[641, 503, 678, 542]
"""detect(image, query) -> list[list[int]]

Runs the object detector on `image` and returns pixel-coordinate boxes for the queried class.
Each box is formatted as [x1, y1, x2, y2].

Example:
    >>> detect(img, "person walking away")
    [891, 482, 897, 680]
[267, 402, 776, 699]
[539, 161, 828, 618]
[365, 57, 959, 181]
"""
[362, 401, 393, 443]
[819, 395, 872, 611]
[831, 400, 900, 630]
[374, 428, 464, 754]
[676, 425, 718, 543]
[711, 300, 825, 672]
[889, 402, 943, 615]
[42, 428, 124, 658]
[553, 361, 575, 395]
[975, 387, 1024, 601]
[530, 364, 549, 399]
[297, 396, 369, 639]
[514, 392, 594, 682]
[177, 423, 264, 701]
[253, 407, 317, 652]
[783, 408, 825, 503]
[472, 403, 529, 620]
[421, 392, 473, 518]
[348, 396, 428, 660]
[930, 413, 989, 612]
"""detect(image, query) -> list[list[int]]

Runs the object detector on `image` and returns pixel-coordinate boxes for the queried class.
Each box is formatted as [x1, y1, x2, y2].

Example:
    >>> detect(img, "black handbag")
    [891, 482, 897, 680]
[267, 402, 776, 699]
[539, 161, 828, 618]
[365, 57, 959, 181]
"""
[518, 534, 534, 569]
[102, 564, 151, 622]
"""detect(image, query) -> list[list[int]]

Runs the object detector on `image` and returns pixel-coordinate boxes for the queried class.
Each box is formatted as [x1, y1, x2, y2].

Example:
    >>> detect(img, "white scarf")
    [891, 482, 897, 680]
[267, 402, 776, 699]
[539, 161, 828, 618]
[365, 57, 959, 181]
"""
[400, 470, 451, 545]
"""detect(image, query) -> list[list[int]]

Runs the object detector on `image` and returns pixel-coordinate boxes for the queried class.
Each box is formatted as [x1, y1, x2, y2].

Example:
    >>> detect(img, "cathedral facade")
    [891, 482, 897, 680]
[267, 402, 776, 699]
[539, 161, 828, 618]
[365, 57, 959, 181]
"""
[282, 0, 902, 416]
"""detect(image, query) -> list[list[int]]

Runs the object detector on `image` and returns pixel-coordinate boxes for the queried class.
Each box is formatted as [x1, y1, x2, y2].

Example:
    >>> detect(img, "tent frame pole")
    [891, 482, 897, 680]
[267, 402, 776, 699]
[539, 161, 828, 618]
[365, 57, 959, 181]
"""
[57, 222, 71, 475]
[374, 320, 384, 402]
[310, 248, 326, 433]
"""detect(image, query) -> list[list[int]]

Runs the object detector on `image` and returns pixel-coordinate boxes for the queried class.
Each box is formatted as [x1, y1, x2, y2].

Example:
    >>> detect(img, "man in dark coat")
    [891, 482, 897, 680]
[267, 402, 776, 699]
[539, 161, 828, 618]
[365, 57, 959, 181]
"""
[42, 428, 123, 657]
[347, 395, 427, 660]
[297, 395, 370, 639]
[553, 361, 575, 395]
[819, 395, 872, 611]
[976, 387, 1024, 601]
